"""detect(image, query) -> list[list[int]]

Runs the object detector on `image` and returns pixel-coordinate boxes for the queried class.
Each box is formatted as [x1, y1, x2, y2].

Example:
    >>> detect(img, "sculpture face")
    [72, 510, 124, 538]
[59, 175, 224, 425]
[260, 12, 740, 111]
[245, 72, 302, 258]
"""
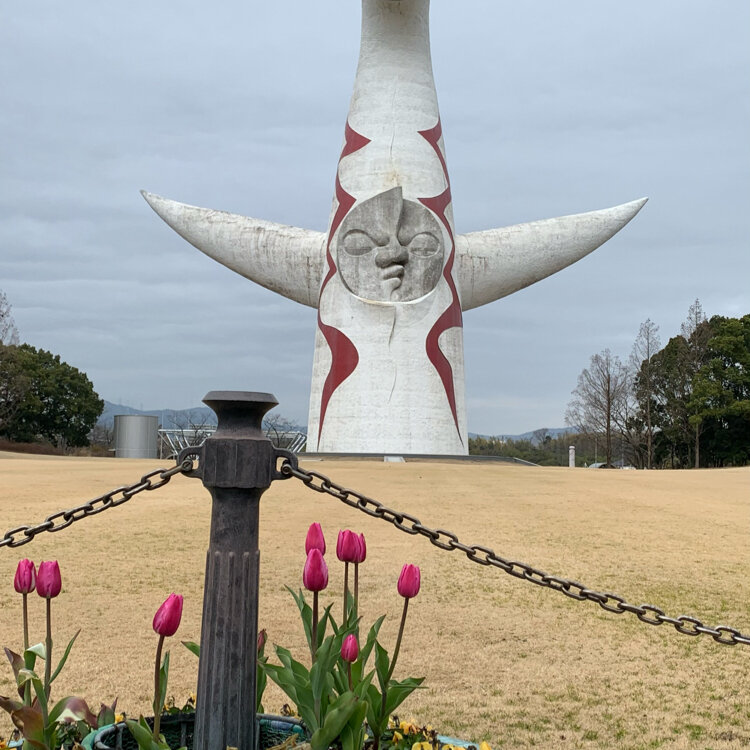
[336, 187, 444, 302]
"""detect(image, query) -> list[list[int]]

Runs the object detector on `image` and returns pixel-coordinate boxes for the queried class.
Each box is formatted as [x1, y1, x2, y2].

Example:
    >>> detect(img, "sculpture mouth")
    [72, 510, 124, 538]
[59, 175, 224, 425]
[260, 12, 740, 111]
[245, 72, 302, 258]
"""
[381, 265, 404, 292]
[381, 265, 405, 284]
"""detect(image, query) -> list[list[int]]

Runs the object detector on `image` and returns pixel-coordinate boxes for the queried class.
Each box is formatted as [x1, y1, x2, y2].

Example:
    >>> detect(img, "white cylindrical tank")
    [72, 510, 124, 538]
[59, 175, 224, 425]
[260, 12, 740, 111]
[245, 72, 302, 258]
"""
[114, 415, 158, 459]
[569, 445, 576, 468]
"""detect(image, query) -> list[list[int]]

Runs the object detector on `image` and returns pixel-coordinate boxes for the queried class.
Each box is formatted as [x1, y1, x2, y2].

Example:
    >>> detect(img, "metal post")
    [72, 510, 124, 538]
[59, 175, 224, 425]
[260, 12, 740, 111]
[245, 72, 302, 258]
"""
[191, 390, 279, 750]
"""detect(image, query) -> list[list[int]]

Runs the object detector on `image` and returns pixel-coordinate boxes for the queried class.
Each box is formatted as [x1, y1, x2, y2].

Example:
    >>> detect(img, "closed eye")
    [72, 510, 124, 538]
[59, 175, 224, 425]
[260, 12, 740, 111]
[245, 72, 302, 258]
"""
[342, 230, 377, 256]
[406, 232, 440, 257]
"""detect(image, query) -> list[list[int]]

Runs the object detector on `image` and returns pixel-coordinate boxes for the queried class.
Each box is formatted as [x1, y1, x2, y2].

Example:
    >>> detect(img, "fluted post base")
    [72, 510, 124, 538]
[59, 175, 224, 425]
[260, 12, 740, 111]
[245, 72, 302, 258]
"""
[194, 488, 261, 750]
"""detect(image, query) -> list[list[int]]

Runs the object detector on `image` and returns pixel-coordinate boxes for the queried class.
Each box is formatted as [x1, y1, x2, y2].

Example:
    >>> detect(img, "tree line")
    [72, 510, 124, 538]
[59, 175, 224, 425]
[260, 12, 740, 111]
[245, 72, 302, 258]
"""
[565, 300, 750, 468]
[0, 291, 103, 450]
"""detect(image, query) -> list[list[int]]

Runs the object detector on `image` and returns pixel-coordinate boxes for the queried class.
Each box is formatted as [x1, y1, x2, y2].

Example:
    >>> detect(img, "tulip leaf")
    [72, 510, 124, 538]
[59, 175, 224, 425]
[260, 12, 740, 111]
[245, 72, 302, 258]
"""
[360, 615, 385, 666]
[256, 655, 267, 714]
[126, 716, 163, 750]
[310, 692, 358, 750]
[28, 643, 45, 658]
[97, 698, 118, 728]
[317, 603, 335, 650]
[286, 587, 314, 649]
[10, 705, 46, 745]
[48, 695, 92, 725]
[364, 683, 385, 743]
[0, 694, 24, 715]
[158, 651, 170, 715]
[181, 640, 201, 658]
[373, 642, 390, 695]
[262, 662, 316, 730]
[340, 698, 368, 750]
[26, 643, 46, 660]
[384, 676, 425, 716]
[49, 628, 80, 685]
[4, 647, 24, 681]
[16, 667, 41, 688]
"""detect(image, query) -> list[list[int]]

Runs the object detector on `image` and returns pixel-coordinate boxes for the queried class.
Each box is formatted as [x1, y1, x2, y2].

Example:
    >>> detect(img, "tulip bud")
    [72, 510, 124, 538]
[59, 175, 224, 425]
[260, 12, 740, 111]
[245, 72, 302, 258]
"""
[36, 561, 61, 598]
[336, 529, 359, 563]
[257, 628, 267, 653]
[355, 533, 366, 564]
[303, 549, 328, 592]
[305, 522, 326, 555]
[340, 634, 359, 663]
[397, 564, 421, 599]
[152, 593, 183, 637]
[14, 559, 36, 594]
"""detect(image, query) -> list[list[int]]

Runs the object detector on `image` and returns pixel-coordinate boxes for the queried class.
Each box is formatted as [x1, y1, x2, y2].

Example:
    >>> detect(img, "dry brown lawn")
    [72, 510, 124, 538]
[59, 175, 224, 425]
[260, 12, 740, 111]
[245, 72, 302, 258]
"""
[0, 453, 748, 749]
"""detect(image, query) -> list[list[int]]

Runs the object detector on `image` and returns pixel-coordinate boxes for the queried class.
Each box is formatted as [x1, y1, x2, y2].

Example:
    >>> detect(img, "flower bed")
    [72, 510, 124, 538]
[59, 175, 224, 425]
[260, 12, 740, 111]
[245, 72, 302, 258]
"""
[1, 527, 492, 750]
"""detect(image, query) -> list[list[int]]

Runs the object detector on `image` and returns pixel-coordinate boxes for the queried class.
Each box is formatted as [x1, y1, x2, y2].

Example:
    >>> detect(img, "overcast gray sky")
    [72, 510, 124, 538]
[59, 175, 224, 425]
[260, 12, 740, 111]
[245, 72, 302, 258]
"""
[2, 1, 748, 435]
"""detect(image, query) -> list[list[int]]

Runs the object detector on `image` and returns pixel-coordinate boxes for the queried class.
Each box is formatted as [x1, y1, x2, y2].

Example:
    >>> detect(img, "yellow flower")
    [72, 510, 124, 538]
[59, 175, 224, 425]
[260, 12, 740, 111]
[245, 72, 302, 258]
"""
[115, 713, 125, 723]
[0, 740, 8, 749]
[412, 742, 431, 750]
[443, 745, 457, 750]
[479, 742, 492, 750]
[392, 732, 403, 743]
[399, 721, 419, 735]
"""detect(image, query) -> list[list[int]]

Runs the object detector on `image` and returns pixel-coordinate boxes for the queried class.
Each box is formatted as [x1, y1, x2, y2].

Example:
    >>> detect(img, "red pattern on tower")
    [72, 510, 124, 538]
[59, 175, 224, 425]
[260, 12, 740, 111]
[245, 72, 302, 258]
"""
[317, 123, 371, 441]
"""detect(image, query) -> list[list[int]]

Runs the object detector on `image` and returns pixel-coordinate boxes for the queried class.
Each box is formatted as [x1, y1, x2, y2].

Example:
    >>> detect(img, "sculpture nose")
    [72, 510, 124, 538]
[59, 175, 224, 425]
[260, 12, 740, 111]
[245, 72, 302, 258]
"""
[375, 239, 408, 268]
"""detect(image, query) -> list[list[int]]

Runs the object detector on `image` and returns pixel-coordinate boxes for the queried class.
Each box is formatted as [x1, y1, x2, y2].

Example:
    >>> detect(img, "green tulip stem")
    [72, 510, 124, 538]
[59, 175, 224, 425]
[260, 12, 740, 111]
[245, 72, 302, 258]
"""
[354, 563, 359, 614]
[22, 592, 29, 651]
[343, 562, 350, 623]
[347, 662, 353, 692]
[22, 592, 31, 707]
[44, 596, 52, 700]
[153, 634, 166, 741]
[382, 597, 409, 716]
[311, 591, 319, 665]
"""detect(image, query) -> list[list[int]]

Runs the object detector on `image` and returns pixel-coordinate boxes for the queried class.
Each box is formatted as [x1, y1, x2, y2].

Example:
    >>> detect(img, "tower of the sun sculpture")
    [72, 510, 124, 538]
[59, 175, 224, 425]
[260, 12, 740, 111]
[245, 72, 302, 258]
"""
[143, 0, 646, 455]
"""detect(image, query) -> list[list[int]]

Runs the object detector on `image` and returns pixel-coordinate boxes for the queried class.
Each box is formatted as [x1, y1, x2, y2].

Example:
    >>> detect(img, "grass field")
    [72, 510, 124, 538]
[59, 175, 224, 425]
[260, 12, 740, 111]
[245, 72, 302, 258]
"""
[0, 453, 748, 749]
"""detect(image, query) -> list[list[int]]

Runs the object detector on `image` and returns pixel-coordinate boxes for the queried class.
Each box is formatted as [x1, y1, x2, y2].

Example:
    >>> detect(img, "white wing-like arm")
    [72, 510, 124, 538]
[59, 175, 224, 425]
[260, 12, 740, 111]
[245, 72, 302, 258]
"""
[141, 191, 326, 308]
[456, 198, 647, 311]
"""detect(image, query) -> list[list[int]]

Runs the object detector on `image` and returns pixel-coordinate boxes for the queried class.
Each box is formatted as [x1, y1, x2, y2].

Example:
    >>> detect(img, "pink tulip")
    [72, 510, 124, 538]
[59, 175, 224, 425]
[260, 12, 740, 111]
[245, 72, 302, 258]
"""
[305, 522, 326, 555]
[303, 549, 328, 592]
[341, 634, 359, 663]
[36, 561, 61, 598]
[397, 564, 421, 599]
[257, 628, 267, 653]
[336, 530, 360, 563]
[355, 533, 366, 564]
[152, 593, 183, 637]
[14, 559, 36, 594]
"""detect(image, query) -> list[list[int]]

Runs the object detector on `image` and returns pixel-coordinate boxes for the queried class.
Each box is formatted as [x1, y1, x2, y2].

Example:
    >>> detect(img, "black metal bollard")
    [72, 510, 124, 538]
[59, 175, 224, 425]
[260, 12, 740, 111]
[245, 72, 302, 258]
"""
[185, 391, 282, 750]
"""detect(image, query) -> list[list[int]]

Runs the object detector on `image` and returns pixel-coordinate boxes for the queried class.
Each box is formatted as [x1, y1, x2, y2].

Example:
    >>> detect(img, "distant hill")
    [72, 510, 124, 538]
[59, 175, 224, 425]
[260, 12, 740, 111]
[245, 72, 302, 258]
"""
[98, 401, 219, 429]
[469, 427, 571, 445]
[98, 400, 304, 432]
[100, 401, 565, 443]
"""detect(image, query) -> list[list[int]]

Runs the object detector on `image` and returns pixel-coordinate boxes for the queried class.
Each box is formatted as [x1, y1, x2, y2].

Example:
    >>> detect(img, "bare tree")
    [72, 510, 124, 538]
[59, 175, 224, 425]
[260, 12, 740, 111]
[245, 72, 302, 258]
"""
[0, 290, 19, 346]
[263, 411, 303, 450]
[566, 349, 630, 467]
[630, 319, 661, 469]
[531, 428, 550, 446]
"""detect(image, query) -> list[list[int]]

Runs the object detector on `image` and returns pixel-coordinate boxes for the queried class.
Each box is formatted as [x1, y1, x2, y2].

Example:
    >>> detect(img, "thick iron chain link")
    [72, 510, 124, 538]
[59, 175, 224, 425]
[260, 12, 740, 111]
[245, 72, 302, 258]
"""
[282, 462, 750, 647]
[0, 459, 195, 550]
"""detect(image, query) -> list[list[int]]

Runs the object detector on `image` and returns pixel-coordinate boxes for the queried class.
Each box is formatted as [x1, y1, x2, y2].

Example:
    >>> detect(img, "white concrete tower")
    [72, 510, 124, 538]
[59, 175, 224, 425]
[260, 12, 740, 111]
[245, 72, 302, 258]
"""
[310, 0, 465, 453]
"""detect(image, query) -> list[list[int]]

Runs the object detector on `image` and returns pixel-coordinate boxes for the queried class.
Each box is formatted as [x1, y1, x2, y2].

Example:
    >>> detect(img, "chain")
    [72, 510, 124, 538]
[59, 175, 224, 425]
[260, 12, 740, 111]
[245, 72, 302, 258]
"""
[0, 459, 195, 550]
[282, 462, 750, 647]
